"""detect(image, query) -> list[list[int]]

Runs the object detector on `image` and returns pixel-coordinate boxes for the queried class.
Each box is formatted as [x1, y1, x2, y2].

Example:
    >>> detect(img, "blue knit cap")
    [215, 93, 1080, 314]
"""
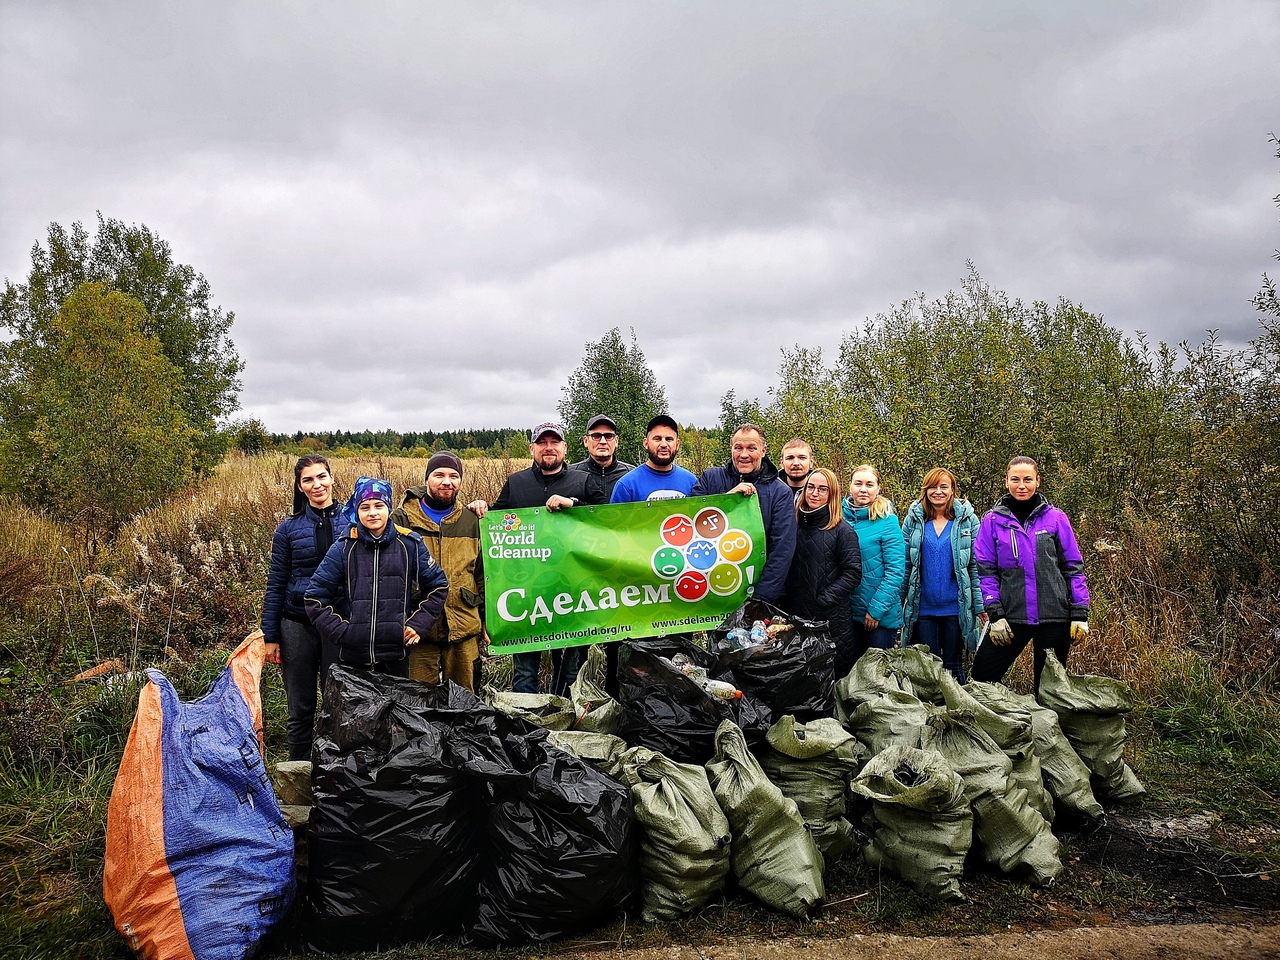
[344, 476, 394, 526]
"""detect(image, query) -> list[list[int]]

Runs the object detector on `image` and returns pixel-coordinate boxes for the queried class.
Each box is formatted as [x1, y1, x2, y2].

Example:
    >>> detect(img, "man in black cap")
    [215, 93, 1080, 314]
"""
[392, 451, 485, 692]
[610, 415, 698, 503]
[489, 420, 606, 694]
[601, 414, 699, 694]
[570, 413, 634, 502]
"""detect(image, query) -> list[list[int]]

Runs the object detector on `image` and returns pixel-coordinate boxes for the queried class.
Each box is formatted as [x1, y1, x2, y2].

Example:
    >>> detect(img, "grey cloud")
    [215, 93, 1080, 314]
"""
[2, 1, 1278, 431]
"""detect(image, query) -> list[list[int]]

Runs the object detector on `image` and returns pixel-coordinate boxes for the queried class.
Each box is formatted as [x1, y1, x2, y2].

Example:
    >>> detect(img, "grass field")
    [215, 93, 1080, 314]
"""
[0, 453, 1276, 959]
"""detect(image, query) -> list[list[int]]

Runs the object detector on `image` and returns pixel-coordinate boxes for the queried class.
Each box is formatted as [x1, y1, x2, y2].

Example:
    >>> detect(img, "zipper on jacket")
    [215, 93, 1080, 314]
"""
[369, 547, 380, 664]
[1009, 528, 1019, 561]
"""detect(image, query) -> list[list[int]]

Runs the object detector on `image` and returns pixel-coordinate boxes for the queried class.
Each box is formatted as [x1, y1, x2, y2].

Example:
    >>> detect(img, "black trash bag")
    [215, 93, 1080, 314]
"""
[305, 669, 488, 952]
[458, 724, 640, 947]
[618, 635, 772, 764]
[713, 599, 836, 721]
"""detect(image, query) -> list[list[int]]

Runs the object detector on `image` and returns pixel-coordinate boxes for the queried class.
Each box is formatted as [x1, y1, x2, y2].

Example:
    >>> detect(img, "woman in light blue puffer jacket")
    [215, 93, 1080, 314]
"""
[840, 464, 906, 678]
[900, 467, 987, 681]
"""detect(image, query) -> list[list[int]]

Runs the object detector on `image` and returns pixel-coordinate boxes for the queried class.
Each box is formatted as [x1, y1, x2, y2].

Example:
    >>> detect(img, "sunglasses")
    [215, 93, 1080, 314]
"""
[587, 431, 617, 441]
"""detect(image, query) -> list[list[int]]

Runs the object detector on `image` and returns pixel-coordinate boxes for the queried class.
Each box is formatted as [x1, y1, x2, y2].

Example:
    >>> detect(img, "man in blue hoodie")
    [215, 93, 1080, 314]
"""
[691, 423, 796, 604]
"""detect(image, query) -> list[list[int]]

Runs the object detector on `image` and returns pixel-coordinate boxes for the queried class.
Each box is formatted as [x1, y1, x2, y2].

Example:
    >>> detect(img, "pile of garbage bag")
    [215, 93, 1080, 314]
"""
[306, 668, 639, 951]
[107, 606, 1148, 956]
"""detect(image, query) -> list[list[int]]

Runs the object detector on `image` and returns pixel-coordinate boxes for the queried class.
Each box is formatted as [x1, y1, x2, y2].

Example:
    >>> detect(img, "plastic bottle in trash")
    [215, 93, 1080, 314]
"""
[725, 627, 751, 650]
[749, 620, 769, 645]
[699, 676, 743, 700]
[664, 654, 743, 700]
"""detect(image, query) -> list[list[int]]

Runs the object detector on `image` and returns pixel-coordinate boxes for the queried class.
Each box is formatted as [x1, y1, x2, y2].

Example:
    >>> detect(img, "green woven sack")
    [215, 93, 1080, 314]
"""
[616, 746, 731, 922]
[1037, 652, 1146, 802]
[570, 646, 625, 735]
[707, 721, 824, 919]
[758, 717, 865, 861]
[882, 645, 948, 702]
[545, 730, 630, 776]
[965, 680, 1103, 821]
[834, 649, 915, 724]
[844, 689, 933, 757]
[921, 710, 1061, 886]
[486, 690, 576, 730]
[851, 745, 972, 900]
[941, 676, 1054, 822]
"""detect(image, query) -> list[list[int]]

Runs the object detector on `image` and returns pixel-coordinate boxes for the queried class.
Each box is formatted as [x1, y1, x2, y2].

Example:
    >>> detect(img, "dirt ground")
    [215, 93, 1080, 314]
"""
[540, 810, 1279, 960]
[277, 808, 1277, 958]
[557, 922, 1280, 960]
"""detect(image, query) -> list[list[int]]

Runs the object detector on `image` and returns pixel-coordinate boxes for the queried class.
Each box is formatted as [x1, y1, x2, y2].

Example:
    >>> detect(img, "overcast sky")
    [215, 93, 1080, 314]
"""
[2, 1, 1277, 433]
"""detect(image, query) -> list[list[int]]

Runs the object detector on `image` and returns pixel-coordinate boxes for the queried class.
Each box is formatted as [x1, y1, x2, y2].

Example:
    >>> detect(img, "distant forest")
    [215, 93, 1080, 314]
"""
[270, 428, 528, 458]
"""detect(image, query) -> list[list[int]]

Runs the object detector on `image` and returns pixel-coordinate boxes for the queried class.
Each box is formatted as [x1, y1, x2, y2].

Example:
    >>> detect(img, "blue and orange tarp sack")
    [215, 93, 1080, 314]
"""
[104, 632, 295, 960]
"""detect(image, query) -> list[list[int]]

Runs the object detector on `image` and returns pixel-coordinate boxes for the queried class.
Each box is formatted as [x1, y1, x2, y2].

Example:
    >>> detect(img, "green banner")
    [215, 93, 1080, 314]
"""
[484, 494, 767, 653]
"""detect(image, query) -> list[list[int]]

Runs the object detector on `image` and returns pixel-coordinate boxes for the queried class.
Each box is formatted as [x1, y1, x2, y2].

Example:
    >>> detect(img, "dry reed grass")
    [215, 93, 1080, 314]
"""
[0, 454, 529, 683]
[1, 453, 1275, 714]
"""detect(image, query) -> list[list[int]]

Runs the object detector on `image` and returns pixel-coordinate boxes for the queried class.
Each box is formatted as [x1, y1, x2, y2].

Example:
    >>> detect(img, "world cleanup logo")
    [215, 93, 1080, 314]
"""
[650, 505, 754, 602]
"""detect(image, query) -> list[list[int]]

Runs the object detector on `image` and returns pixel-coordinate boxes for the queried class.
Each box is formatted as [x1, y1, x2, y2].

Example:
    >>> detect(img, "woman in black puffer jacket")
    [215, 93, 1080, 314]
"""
[784, 466, 863, 674]
[263, 454, 348, 761]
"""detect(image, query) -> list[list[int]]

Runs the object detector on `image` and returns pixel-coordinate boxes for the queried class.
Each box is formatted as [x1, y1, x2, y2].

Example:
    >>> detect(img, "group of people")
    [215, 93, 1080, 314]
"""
[262, 416, 1090, 762]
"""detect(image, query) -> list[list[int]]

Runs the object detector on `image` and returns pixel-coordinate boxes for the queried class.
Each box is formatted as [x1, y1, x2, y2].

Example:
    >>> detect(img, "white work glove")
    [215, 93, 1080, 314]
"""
[1070, 620, 1089, 642]
[989, 618, 1013, 644]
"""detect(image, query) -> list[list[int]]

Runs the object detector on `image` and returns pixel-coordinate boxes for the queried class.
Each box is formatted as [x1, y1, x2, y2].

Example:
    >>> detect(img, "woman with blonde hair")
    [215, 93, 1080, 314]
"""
[840, 464, 906, 675]
[784, 467, 863, 668]
[900, 467, 986, 681]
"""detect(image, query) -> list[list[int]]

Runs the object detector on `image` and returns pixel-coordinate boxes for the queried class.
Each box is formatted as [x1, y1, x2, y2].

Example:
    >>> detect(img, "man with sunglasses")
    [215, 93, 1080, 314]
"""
[570, 413, 634, 502]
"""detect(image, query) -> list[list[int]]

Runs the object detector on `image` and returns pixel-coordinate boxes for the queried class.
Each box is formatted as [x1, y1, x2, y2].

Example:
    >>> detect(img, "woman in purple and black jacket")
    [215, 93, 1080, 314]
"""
[971, 456, 1089, 692]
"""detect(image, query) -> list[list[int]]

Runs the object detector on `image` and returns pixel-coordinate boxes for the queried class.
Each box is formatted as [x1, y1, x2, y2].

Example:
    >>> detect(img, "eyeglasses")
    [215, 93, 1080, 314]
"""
[805, 484, 831, 494]
[587, 432, 617, 441]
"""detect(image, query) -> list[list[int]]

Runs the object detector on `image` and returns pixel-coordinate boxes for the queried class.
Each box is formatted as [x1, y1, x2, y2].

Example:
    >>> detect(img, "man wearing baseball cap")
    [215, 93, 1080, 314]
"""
[570, 413, 634, 502]
[489, 419, 606, 694]
[610, 415, 698, 503]
[602, 413, 698, 694]
[392, 451, 486, 692]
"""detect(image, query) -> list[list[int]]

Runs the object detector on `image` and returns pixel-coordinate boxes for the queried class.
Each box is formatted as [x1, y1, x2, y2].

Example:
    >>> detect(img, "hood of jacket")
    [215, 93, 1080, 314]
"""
[991, 491, 1049, 524]
[842, 496, 898, 525]
[797, 502, 831, 528]
[720, 453, 781, 486]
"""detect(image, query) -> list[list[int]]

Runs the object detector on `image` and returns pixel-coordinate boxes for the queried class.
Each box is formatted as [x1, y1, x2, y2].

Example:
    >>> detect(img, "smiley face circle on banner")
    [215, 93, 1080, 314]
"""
[650, 507, 755, 602]
[660, 514, 695, 547]
[674, 570, 709, 601]
[651, 546, 686, 578]
[694, 507, 727, 539]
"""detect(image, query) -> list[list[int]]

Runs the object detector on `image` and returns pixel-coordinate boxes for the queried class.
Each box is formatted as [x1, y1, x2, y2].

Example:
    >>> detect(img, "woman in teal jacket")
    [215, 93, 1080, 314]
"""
[900, 467, 987, 681]
[840, 464, 906, 676]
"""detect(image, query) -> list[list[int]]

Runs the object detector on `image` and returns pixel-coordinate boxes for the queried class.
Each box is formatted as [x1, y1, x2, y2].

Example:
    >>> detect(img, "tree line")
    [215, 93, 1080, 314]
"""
[2, 133, 1275, 591]
[268, 428, 529, 459]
